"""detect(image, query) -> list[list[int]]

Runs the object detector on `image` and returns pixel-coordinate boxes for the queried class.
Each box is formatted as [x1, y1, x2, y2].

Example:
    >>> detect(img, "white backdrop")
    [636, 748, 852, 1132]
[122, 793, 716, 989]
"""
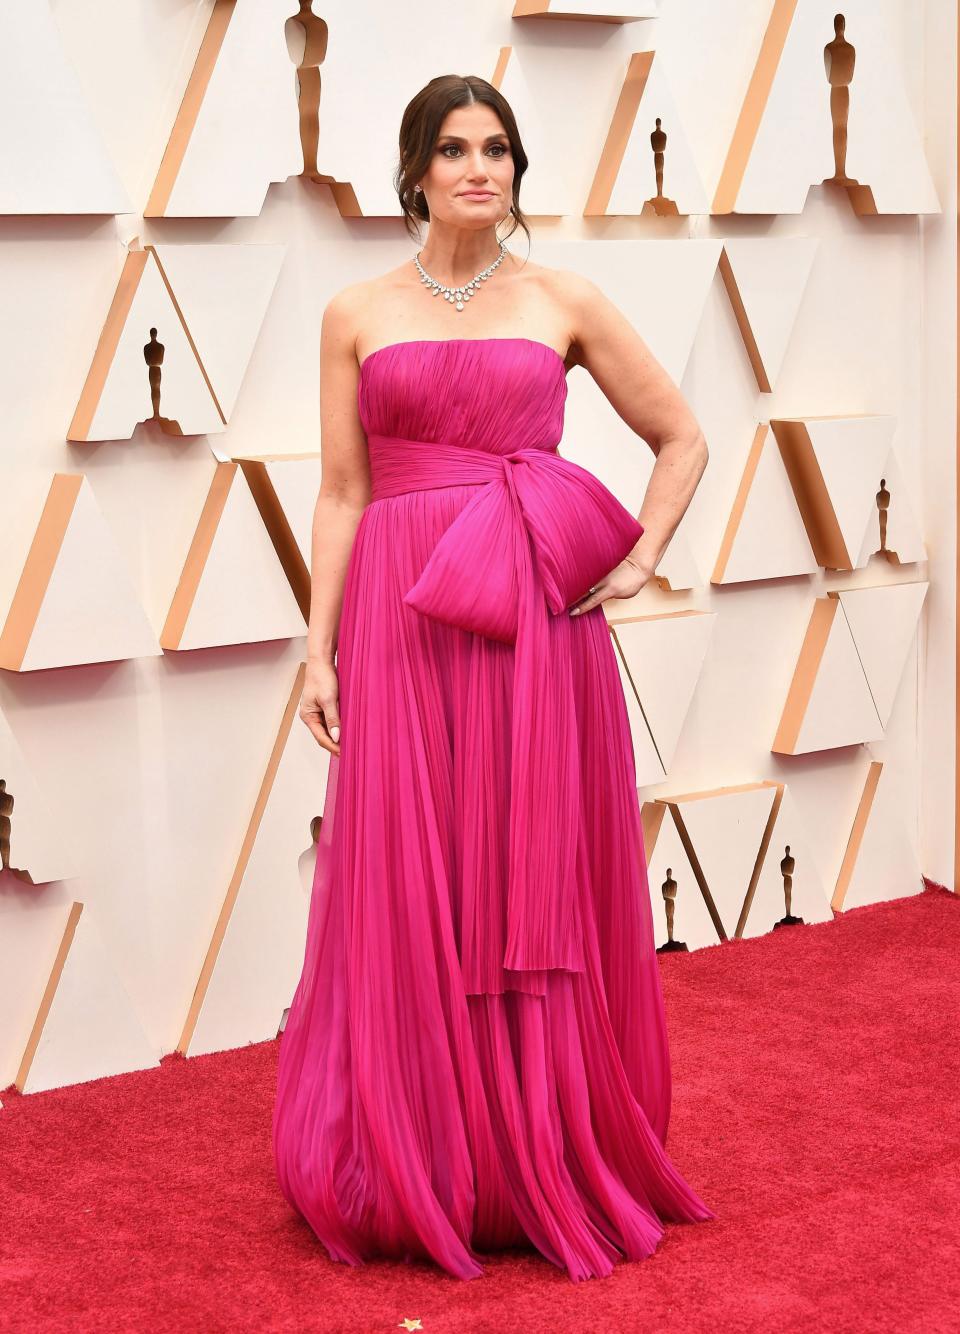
[0, 0, 955, 1094]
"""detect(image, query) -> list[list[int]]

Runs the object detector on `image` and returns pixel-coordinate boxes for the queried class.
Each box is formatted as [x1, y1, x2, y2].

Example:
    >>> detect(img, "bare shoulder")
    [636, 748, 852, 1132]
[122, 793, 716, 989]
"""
[321, 279, 363, 335]
[518, 260, 614, 366]
[537, 264, 609, 323]
[322, 268, 398, 324]
[323, 261, 416, 363]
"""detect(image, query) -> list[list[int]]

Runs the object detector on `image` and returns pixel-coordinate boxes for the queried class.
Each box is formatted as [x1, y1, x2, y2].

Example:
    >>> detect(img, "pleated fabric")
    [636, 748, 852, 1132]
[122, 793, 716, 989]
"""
[272, 337, 715, 1281]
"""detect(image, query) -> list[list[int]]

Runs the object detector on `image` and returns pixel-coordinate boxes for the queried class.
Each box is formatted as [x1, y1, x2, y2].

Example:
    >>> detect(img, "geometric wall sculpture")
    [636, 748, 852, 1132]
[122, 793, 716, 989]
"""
[147, 244, 285, 430]
[651, 528, 704, 593]
[513, 1, 659, 20]
[0, 474, 162, 672]
[713, 423, 820, 585]
[735, 783, 833, 938]
[718, 238, 819, 391]
[585, 51, 710, 217]
[1, 903, 72, 1090]
[837, 584, 928, 731]
[770, 415, 904, 571]
[611, 631, 666, 788]
[160, 463, 307, 652]
[714, 0, 940, 216]
[612, 610, 716, 775]
[178, 664, 330, 1057]
[14, 902, 160, 1095]
[831, 759, 922, 911]
[0, 708, 75, 885]
[145, 0, 303, 218]
[772, 593, 885, 755]
[237, 456, 323, 622]
[642, 799, 723, 953]
[650, 780, 783, 941]
[69, 243, 284, 443]
[835, 581, 928, 728]
[852, 443, 926, 569]
[0, 3, 131, 214]
[69, 248, 222, 441]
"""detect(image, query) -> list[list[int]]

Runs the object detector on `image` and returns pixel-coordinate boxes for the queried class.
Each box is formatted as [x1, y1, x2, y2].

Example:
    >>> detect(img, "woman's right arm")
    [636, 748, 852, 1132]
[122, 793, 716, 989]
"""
[299, 289, 372, 755]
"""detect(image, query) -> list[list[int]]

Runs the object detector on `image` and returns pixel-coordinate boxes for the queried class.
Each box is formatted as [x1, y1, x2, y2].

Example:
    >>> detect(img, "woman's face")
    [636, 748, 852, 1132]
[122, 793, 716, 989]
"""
[417, 102, 515, 229]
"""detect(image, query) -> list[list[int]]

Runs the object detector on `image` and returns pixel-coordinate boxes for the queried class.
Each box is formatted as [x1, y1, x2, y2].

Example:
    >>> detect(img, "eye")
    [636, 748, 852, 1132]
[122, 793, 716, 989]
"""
[438, 143, 510, 158]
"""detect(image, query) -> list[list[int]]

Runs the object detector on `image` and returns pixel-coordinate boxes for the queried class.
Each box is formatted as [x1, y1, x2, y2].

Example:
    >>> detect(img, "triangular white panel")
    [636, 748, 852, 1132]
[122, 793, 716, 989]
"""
[791, 603, 884, 753]
[612, 612, 715, 772]
[78, 251, 224, 442]
[170, 470, 306, 650]
[855, 446, 926, 567]
[187, 698, 330, 1057]
[643, 808, 721, 952]
[839, 762, 921, 909]
[813, 418, 897, 559]
[150, 0, 303, 217]
[261, 457, 324, 569]
[837, 582, 928, 728]
[739, 786, 833, 939]
[22, 904, 160, 1094]
[0, 709, 75, 884]
[0, 904, 75, 1087]
[150, 244, 286, 423]
[780, 416, 897, 568]
[715, 425, 820, 584]
[542, 239, 723, 388]
[610, 632, 665, 787]
[11, 476, 162, 672]
[0, 3, 131, 214]
[653, 528, 704, 592]
[671, 784, 780, 939]
[602, 54, 710, 216]
[721, 0, 940, 214]
[721, 238, 819, 389]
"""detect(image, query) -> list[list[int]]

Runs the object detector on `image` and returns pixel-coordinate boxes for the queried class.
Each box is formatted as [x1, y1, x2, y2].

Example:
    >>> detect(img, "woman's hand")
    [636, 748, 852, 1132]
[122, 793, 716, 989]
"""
[568, 555, 653, 618]
[299, 656, 342, 755]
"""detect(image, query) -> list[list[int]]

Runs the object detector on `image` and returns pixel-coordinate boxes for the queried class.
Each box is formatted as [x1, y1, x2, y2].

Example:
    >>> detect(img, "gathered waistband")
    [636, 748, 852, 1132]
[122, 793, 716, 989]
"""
[367, 432, 560, 501]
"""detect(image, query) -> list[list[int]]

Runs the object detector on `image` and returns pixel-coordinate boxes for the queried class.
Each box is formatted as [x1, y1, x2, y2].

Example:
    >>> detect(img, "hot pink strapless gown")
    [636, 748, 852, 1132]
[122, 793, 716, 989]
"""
[272, 337, 714, 1281]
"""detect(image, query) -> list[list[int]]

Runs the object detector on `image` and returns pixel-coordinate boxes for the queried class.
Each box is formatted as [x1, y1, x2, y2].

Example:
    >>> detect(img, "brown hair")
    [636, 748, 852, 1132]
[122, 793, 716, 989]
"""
[394, 75, 531, 256]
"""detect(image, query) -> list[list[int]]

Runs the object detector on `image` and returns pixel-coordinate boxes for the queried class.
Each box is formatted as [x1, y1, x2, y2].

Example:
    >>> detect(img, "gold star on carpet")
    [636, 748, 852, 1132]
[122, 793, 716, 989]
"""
[398, 1321, 423, 1332]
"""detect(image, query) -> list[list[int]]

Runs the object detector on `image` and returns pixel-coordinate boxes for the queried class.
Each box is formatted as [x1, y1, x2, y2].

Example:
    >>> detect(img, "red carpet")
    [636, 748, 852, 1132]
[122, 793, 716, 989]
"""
[2, 885, 958, 1333]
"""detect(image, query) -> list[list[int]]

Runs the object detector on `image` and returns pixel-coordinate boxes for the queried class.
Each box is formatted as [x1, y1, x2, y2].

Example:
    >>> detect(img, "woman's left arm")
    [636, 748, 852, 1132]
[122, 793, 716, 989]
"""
[558, 271, 709, 608]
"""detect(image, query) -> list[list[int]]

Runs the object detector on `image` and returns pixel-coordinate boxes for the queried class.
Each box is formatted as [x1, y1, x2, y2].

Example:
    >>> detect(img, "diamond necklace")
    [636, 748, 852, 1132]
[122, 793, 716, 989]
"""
[413, 242, 507, 312]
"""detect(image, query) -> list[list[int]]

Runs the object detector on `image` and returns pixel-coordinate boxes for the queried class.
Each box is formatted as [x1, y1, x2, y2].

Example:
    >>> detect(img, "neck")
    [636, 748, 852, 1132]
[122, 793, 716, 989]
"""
[417, 225, 505, 286]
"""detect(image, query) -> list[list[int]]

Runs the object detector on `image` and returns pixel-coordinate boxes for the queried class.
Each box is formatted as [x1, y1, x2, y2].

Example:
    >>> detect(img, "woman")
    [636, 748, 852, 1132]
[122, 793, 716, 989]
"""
[273, 73, 714, 1282]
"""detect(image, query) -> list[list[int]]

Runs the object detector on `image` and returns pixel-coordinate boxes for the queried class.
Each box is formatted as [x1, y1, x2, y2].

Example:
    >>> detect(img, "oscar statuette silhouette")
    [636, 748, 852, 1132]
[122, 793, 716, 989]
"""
[142, 328, 183, 435]
[773, 844, 804, 928]
[286, 1, 332, 186]
[657, 867, 690, 953]
[0, 778, 12, 871]
[644, 117, 679, 217]
[822, 13, 860, 186]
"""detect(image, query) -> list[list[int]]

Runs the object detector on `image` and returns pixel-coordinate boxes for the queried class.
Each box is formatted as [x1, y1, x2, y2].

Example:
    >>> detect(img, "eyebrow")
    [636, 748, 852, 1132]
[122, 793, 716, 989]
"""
[436, 133, 508, 143]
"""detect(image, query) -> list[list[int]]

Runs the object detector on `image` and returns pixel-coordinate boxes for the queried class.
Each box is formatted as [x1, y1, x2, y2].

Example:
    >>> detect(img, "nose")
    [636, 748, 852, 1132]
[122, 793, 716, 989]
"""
[465, 152, 491, 179]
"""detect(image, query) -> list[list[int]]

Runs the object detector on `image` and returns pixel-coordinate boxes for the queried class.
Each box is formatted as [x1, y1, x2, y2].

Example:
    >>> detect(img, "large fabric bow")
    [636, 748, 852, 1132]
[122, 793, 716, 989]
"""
[368, 434, 644, 993]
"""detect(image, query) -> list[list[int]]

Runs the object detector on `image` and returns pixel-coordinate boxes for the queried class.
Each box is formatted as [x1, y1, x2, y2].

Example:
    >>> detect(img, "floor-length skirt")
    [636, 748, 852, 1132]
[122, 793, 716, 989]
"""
[272, 476, 714, 1282]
